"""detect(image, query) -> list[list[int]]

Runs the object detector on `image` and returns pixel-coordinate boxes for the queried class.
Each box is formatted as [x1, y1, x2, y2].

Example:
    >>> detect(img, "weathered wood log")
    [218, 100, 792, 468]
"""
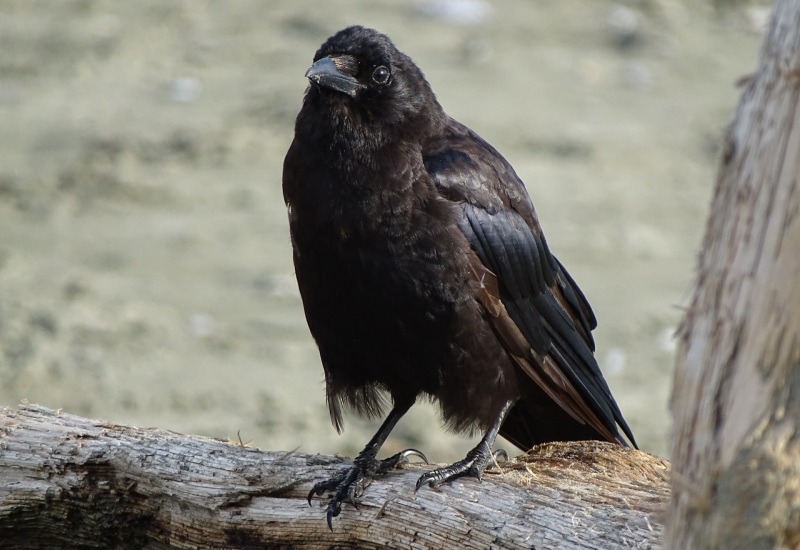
[667, 1, 800, 548]
[0, 404, 668, 549]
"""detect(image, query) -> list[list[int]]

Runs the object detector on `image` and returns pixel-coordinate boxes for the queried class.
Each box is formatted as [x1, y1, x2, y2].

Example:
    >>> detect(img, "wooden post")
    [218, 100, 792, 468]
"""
[667, 1, 800, 548]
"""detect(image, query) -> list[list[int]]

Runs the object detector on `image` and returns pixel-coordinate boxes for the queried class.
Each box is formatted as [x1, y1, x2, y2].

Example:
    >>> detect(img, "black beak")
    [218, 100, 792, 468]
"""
[305, 57, 361, 98]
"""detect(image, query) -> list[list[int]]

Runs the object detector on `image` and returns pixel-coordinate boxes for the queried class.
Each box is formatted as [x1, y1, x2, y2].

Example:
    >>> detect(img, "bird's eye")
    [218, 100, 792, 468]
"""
[372, 66, 390, 84]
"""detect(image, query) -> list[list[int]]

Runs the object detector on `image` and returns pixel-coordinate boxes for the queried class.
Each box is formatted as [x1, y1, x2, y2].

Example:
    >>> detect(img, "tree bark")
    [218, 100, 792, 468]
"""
[0, 404, 668, 549]
[667, 1, 800, 548]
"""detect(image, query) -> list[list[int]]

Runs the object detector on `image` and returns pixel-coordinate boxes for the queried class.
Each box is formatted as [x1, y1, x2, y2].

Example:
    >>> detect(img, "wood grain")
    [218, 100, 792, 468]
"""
[0, 404, 669, 549]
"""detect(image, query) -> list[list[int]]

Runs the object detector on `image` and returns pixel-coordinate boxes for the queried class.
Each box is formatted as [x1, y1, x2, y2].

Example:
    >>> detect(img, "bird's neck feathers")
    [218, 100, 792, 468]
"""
[302, 77, 446, 161]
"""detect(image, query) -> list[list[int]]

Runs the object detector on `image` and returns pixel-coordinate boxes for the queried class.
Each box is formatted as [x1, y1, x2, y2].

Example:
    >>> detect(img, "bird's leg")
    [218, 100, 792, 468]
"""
[308, 399, 425, 528]
[416, 399, 514, 490]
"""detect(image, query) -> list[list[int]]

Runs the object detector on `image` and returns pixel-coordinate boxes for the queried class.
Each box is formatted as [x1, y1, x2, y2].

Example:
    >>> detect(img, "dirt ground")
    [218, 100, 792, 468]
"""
[0, 0, 766, 461]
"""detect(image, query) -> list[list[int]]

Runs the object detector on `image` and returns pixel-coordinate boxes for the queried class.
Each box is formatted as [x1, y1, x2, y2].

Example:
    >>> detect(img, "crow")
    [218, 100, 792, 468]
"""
[283, 25, 636, 527]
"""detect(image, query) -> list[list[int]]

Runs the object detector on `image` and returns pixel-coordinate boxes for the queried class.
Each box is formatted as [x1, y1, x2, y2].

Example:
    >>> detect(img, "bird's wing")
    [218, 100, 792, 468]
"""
[424, 119, 636, 447]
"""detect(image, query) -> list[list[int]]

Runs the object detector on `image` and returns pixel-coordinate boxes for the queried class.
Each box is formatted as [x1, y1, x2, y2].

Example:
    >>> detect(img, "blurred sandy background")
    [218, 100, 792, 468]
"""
[0, 0, 767, 461]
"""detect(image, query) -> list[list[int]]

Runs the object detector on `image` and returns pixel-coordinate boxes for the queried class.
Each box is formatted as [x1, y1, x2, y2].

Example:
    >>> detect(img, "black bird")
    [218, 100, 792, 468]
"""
[283, 26, 636, 526]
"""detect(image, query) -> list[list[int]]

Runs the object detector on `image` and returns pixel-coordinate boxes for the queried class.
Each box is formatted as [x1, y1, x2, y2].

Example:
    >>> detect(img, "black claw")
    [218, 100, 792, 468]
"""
[398, 448, 429, 464]
[326, 495, 343, 530]
[377, 448, 429, 474]
[415, 471, 439, 491]
[309, 446, 429, 526]
[415, 441, 500, 491]
[307, 465, 362, 527]
[308, 476, 341, 506]
[415, 463, 462, 491]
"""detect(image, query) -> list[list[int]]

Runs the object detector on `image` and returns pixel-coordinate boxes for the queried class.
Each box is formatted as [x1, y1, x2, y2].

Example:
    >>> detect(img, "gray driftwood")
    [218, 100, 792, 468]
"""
[0, 404, 668, 549]
[667, 1, 800, 548]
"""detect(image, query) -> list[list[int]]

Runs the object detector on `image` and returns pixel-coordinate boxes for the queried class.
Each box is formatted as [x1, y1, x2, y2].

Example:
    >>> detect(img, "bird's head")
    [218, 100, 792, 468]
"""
[302, 26, 445, 139]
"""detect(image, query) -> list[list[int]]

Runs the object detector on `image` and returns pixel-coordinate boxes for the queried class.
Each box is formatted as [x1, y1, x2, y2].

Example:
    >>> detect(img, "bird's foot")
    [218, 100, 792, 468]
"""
[376, 447, 428, 473]
[416, 442, 507, 490]
[308, 448, 427, 529]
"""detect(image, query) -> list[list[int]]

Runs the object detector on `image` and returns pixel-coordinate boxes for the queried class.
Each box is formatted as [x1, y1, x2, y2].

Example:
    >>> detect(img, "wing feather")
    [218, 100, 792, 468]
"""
[426, 118, 637, 448]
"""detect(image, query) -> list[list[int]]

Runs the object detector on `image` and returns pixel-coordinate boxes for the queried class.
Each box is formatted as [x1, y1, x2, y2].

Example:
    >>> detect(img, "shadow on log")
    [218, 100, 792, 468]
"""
[0, 404, 669, 549]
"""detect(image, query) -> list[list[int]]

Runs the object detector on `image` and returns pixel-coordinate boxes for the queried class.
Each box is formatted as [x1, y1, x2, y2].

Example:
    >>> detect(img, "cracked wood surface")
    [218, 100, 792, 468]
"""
[0, 404, 668, 549]
[668, 1, 800, 548]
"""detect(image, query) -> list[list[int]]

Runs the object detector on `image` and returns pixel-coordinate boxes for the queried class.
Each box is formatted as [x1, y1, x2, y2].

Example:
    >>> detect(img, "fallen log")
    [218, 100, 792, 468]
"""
[0, 404, 668, 549]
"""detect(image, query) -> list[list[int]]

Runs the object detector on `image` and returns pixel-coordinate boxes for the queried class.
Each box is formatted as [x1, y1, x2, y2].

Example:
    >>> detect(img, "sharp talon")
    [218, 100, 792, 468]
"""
[415, 472, 435, 492]
[414, 439, 502, 491]
[308, 477, 340, 506]
[308, 485, 323, 506]
[326, 499, 342, 530]
[310, 444, 423, 526]
[376, 447, 430, 474]
[399, 448, 429, 464]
